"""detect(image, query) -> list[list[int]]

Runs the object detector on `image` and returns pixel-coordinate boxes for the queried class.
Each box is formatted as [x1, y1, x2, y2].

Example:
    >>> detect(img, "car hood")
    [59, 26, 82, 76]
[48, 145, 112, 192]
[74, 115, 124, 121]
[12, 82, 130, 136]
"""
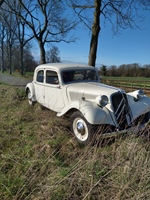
[66, 82, 122, 101]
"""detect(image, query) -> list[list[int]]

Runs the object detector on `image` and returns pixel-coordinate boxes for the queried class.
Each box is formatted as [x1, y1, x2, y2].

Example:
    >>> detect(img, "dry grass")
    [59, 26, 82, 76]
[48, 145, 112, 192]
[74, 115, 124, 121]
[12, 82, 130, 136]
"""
[0, 84, 150, 200]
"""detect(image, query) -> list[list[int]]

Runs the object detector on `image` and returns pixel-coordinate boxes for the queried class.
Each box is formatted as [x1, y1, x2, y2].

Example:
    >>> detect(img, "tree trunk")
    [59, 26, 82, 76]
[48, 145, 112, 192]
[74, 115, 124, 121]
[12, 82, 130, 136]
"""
[1, 28, 5, 73]
[38, 40, 46, 64]
[0, 0, 5, 7]
[9, 44, 12, 74]
[20, 43, 24, 75]
[1, 39, 4, 73]
[88, 0, 101, 67]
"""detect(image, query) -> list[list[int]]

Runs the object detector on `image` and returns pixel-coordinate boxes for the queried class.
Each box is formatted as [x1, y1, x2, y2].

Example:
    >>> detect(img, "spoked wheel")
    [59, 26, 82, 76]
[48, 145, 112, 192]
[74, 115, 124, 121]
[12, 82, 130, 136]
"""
[70, 111, 93, 145]
[27, 89, 35, 106]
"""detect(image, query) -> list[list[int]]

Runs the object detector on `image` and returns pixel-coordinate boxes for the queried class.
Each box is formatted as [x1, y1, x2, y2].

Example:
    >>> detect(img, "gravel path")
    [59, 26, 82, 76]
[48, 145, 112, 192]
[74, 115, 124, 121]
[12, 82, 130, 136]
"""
[0, 73, 32, 87]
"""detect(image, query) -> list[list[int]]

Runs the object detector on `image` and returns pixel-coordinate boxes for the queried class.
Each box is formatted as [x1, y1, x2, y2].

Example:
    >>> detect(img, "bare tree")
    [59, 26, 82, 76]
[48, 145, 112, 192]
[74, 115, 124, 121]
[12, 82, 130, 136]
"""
[107, 65, 117, 76]
[0, 0, 5, 7]
[6, 19, 17, 74]
[107, 63, 150, 77]
[15, 18, 30, 75]
[14, 3, 35, 75]
[5, 0, 76, 64]
[1, 1, 35, 75]
[69, 0, 150, 67]
[0, 2, 38, 74]
[0, 4, 17, 74]
[46, 46, 61, 63]
[0, 20, 6, 72]
[23, 46, 38, 72]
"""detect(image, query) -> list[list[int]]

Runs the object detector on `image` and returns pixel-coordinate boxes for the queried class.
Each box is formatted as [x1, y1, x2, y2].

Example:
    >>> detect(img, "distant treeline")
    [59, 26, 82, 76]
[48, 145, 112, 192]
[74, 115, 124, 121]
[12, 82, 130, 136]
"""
[100, 63, 150, 77]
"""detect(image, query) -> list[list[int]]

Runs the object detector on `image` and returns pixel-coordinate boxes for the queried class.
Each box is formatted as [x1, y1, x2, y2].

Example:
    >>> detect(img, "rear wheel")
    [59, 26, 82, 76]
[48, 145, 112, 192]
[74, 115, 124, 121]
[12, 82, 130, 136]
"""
[70, 111, 94, 144]
[27, 89, 35, 106]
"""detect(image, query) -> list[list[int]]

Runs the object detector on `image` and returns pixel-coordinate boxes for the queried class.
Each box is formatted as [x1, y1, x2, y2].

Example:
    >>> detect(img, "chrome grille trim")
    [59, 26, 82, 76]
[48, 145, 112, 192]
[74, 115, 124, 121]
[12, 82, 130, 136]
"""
[111, 92, 133, 130]
[116, 104, 126, 121]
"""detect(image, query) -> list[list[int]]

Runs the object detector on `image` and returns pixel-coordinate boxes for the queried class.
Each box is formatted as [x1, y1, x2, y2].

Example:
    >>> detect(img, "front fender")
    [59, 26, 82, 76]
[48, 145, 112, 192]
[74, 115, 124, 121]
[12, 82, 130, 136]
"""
[57, 101, 79, 117]
[25, 82, 36, 102]
[57, 100, 114, 126]
[127, 94, 150, 119]
[80, 103, 114, 125]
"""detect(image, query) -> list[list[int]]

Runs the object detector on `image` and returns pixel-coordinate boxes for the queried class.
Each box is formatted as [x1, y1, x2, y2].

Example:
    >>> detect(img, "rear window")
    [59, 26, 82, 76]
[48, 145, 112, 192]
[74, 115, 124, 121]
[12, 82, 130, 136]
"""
[36, 70, 44, 83]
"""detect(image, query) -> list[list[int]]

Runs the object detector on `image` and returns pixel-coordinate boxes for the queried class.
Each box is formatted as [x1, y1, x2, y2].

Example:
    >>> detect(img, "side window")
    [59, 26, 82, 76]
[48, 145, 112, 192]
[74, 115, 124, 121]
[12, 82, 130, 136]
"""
[36, 70, 44, 83]
[46, 70, 59, 85]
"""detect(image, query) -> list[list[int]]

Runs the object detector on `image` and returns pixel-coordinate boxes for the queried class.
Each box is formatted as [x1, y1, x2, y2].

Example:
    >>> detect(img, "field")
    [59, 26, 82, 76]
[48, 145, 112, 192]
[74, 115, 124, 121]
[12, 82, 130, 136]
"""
[0, 84, 150, 199]
[101, 76, 150, 95]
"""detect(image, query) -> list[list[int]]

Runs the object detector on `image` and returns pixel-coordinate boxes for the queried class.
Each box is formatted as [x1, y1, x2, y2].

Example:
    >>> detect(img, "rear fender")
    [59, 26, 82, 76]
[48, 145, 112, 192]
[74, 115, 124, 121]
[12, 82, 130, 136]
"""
[25, 82, 36, 102]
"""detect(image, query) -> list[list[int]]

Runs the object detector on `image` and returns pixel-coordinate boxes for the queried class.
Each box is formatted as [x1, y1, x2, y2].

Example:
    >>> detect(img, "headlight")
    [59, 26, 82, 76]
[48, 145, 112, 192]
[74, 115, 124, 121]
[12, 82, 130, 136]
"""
[133, 90, 144, 101]
[95, 95, 108, 107]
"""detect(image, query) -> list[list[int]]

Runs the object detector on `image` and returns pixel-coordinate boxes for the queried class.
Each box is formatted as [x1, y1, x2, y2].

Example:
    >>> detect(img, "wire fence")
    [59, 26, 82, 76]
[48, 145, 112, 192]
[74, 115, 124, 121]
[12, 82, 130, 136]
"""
[101, 79, 150, 95]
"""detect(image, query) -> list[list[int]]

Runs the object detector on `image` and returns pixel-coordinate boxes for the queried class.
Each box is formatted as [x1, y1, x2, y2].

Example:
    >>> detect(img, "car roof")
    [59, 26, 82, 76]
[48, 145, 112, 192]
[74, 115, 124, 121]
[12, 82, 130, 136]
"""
[35, 63, 96, 71]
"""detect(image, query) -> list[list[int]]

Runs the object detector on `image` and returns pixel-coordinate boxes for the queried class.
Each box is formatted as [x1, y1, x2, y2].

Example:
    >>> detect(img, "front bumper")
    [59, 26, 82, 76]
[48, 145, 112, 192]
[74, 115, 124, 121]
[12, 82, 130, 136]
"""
[101, 119, 150, 138]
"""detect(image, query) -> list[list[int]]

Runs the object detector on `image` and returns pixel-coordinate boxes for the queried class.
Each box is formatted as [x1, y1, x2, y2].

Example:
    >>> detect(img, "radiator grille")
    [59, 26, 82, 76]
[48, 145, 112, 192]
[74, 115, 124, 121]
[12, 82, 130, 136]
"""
[111, 92, 132, 130]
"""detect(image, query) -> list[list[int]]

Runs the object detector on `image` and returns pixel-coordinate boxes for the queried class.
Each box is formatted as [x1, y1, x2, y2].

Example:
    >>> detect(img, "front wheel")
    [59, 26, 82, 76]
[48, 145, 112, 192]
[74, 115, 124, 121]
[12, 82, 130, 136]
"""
[70, 111, 94, 145]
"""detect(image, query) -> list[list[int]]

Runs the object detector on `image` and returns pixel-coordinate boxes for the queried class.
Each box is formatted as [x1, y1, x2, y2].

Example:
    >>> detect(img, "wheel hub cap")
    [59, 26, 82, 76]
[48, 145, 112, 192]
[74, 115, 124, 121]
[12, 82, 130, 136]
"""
[77, 121, 85, 135]
[28, 93, 32, 100]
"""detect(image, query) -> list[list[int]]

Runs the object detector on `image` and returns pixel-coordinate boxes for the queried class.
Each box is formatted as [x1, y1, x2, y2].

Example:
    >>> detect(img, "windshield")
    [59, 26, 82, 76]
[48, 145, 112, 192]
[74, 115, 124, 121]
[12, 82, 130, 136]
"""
[62, 69, 98, 84]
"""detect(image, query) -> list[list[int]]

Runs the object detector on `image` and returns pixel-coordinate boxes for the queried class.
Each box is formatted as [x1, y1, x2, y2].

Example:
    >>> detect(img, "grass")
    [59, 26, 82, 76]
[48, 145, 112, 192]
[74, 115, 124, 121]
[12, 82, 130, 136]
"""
[0, 84, 150, 200]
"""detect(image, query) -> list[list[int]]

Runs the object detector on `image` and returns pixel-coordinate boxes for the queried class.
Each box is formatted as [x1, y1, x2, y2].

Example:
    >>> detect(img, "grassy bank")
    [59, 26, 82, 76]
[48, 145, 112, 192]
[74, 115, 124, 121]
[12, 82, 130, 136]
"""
[0, 84, 150, 200]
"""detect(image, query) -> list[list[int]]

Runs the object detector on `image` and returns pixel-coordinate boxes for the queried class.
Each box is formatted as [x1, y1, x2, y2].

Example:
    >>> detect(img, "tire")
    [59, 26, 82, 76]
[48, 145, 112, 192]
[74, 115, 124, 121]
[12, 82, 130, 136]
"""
[70, 111, 93, 145]
[27, 89, 35, 106]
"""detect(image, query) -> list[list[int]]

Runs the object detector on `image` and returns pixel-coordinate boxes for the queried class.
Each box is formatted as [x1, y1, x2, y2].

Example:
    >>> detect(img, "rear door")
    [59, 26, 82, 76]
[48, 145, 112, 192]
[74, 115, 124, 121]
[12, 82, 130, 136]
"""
[44, 70, 64, 112]
[34, 69, 45, 105]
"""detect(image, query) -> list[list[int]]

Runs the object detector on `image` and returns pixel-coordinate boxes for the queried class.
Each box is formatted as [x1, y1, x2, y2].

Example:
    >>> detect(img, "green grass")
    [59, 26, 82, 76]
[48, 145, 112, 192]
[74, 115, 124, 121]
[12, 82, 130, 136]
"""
[0, 70, 34, 78]
[0, 84, 150, 199]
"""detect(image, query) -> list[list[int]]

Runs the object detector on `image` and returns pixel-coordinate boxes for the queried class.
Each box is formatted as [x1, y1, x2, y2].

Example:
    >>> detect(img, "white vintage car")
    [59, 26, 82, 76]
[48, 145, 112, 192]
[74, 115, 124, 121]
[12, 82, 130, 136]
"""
[26, 63, 150, 144]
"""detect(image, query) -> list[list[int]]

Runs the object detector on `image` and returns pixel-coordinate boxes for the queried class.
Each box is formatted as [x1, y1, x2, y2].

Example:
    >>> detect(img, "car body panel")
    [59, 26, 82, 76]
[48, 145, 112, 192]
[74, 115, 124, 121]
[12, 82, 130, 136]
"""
[44, 84, 64, 112]
[127, 93, 150, 120]
[26, 82, 36, 102]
